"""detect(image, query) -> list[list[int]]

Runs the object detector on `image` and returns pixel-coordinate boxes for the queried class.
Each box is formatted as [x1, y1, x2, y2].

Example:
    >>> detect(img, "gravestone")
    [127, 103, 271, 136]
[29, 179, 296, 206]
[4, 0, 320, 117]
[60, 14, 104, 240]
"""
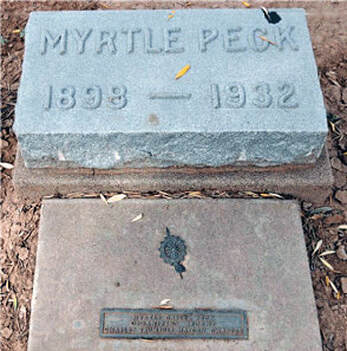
[14, 8, 327, 169]
[28, 199, 322, 350]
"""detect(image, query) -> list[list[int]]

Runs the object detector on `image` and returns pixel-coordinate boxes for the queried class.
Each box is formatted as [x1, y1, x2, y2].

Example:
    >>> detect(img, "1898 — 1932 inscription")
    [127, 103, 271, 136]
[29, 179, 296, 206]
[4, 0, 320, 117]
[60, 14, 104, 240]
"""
[14, 9, 327, 169]
[100, 308, 248, 339]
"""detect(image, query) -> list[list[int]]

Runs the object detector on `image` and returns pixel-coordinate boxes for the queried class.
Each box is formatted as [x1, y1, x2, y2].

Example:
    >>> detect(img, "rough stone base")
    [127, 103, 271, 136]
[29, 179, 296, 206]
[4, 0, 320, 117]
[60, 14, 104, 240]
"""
[14, 146, 333, 204]
[29, 198, 322, 350]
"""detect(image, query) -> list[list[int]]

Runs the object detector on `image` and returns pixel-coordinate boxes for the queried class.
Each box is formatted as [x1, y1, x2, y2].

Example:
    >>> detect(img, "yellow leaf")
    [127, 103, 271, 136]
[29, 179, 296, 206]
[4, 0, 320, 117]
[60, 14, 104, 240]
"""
[159, 305, 173, 309]
[325, 276, 330, 287]
[259, 35, 277, 46]
[260, 193, 273, 198]
[336, 292, 341, 300]
[188, 191, 202, 198]
[175, 64, 191, 80]
[131, 213, 143, 222]
[241, 1, 251, 7]
[319, 257, 334, 271]
[12, 29, 21, 34]
[107, 194, 127, 203]
[312, 239, 322, 256]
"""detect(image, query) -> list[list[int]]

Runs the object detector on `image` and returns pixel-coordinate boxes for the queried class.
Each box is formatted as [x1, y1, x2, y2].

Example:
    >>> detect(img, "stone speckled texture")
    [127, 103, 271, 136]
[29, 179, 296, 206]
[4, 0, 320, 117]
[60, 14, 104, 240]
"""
[14, 146, 333, 204]
[14, 9, 327, 169]
[29, 198, 322, 350]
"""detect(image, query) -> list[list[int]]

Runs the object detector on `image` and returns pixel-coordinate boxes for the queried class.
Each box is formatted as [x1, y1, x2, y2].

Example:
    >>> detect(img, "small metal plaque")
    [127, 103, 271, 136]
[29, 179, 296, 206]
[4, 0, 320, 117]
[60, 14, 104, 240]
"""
[100, 308, 248, 339]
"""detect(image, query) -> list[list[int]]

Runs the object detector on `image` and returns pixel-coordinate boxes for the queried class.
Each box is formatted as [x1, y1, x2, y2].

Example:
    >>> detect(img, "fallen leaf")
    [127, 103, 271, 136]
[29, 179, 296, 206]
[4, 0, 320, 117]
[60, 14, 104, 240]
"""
[160, 298, 171, 306]
[131, 213, 143, 222]
[0, 162, 14, 169]
[319, 257, 334, 271]
[159, 305, 173, 309]
[100, 193, 108, 205]
[338, 224, 347, 230]
[325, 276, 330, 287]
[12, 29, 21, 34]
[175, 64, 191, 80]
[312, 239, 322, 256]
[188, 191, 202, 198]
[319, 250, 335, 257]
[107, 194, 127, 203]
[258, 35, 277, 46]
[241, 1, 251, 8]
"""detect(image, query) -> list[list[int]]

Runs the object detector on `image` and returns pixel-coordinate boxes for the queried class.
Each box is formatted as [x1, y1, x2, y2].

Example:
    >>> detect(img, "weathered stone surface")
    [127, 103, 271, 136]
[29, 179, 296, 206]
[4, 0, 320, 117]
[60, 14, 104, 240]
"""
[29, 199, 322, 350]
[13, 146, 333, 204]
[14, 9, 327, 169]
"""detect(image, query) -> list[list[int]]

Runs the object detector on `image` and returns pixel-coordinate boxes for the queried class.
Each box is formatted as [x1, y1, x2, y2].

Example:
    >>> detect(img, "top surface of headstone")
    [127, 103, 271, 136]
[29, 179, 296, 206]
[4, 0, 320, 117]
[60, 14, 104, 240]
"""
[14, 9, 327, 168]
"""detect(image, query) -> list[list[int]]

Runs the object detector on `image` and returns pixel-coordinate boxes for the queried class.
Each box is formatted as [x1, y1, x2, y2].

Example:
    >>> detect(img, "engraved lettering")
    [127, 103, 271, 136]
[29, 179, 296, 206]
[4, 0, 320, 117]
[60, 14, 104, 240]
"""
[145, 28, 163, 54]
[72, 29, 92, 54]
[81, 86, 102, 109]
[96, 31, 117, 54]
[224, 83, 246, 108]
[121, 28, 141, 54]
[274, 26, 299, 51]
[248, 28, 269, 52]
[278, 82, 299, 108]
[56, 86, 76, 109]
[44, 85, 53, 110]
[210, 84, 220, 109]
[199, 28, 218, 52]
[252, 82, 272, 108]
[108, 85, 127, 109]
[40, 29, 67, 55]
[164, 27, 184, 53]
[223, 27, 246, 52]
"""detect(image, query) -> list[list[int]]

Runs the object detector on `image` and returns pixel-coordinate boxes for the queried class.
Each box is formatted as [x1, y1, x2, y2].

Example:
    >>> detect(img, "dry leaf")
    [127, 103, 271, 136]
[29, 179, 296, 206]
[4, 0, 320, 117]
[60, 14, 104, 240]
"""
[107, 194, 127, 203]
[159, 298, 171, 306]
[0, 162, 14, 169]
[312, 239, 322, 256]
[325, 276, 330, 287]
[12, 29, 21, 34]
[131, 213, 143, 222]
[319, 250, 335, 257]
[100, 193, 108, 205]
[268, 193, 283, 199]
[175, 64, 191, 80]
[338, 224, 347, 230]
[159, 305, 173, 309]
[241, 1, 251, 7]
[319, 257, 334, 271]
[188, 191, 202, 198]
[258, 35, 277, 46]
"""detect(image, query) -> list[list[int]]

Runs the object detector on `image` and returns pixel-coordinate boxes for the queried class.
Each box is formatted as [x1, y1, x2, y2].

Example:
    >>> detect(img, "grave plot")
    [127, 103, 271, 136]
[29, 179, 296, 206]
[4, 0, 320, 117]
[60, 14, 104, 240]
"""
[29, 199, 322, 351]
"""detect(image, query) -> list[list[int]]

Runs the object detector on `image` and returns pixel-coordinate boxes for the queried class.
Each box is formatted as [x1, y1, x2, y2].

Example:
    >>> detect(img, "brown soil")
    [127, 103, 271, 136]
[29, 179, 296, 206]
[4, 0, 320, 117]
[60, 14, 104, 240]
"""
[1, 1, 346, 351]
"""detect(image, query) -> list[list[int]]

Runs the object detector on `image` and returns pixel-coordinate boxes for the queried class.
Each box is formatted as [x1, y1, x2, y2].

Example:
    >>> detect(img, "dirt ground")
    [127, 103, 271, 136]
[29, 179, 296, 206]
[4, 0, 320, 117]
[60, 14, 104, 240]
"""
[1, 1, 346, 350]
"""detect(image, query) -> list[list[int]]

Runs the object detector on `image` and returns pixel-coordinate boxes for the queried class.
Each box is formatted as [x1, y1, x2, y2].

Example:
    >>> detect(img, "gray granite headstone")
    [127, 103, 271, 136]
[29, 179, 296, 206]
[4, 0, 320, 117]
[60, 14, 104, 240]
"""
[29, 199, 322, 350]
[14, 9, 327, 169]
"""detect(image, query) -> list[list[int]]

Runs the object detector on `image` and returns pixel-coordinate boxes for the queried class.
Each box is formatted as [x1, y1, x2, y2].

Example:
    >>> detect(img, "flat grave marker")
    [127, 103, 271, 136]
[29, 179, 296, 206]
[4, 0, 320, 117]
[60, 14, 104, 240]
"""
[14, 9, 327, 169]
[28, 199, 322, 350]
